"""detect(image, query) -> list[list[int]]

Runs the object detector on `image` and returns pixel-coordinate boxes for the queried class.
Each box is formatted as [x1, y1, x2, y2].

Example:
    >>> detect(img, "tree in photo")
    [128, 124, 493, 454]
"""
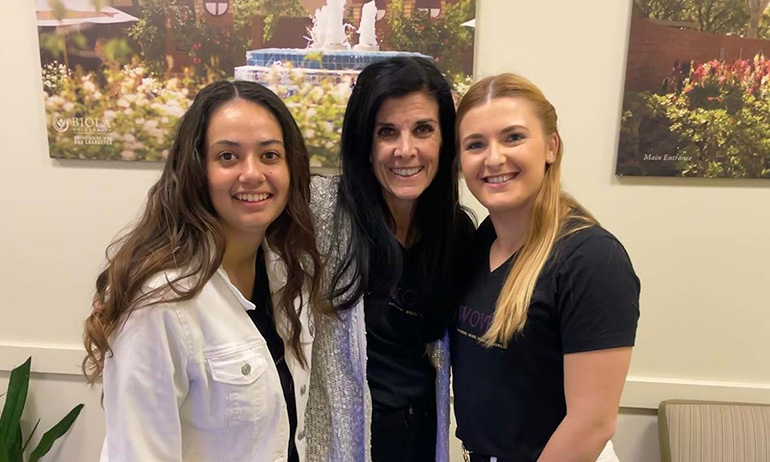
[634, 0, 752, 34]
[384, 0, 475, 82]
[127, 0, 168, 76]
[746, 0, 770, 37]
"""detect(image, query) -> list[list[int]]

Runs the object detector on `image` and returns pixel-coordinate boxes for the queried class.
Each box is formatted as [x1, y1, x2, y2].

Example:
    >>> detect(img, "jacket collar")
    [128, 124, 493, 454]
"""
[262, 240, 287, 296]
[217, 239, 288, 311]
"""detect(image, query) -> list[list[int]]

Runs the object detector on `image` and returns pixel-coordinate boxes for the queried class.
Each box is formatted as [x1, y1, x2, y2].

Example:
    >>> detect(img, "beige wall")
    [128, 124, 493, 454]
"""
[1, 0, 768, 460]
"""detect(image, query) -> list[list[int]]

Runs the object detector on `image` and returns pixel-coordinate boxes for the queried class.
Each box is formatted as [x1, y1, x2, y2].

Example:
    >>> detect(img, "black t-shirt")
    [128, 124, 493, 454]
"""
[450, 217, 640, 460]
[365, 241, 436, 410]
[247, 247, 299, 462]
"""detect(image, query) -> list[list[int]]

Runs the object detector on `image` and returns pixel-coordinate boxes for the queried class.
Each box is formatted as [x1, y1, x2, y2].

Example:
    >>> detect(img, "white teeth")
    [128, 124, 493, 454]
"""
[235, 193, 269, 202]
[486, 173, 516, 184]
[392, 167, 423, 176]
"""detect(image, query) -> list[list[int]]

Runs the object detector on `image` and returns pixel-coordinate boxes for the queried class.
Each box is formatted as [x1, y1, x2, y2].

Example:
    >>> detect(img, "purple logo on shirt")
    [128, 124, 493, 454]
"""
[458, 305, 493, 332]
[456, 305, 507, 349]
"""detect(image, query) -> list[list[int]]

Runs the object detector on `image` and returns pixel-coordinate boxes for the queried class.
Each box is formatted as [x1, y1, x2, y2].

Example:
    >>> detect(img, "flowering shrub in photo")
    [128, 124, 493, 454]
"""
[618, 54, 770, 178]
[42, 62, 71, 93]
[253, 63, 355, 168]
[44, 61, 200, 161]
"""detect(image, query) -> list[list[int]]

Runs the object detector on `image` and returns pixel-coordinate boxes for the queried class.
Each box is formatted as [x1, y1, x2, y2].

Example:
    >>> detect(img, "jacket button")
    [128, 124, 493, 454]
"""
[241, 363, 251, 375]
[300, 384, 306, 396]
[297, 429, 305, 441]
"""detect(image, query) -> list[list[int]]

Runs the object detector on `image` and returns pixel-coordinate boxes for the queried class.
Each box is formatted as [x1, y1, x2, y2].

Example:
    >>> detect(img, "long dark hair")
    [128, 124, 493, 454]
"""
[330, 56, 472, 340]
[83, 80, 326, 384]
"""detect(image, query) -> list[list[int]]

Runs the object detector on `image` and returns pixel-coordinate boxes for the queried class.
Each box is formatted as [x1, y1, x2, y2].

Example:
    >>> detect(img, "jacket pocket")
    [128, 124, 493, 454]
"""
[206, 346, 269, 427]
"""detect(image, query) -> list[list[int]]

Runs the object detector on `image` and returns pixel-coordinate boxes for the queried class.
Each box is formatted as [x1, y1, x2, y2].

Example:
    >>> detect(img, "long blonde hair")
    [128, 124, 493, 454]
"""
[456, 73, 598, 346]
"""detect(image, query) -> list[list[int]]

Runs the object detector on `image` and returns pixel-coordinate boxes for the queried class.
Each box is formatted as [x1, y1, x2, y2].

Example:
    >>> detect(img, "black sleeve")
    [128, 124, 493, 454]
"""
[555, 233, 640, 354]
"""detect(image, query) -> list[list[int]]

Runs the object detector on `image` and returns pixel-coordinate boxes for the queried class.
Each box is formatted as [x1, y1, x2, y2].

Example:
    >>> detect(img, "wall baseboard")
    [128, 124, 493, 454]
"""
[2, 343, 769, 409]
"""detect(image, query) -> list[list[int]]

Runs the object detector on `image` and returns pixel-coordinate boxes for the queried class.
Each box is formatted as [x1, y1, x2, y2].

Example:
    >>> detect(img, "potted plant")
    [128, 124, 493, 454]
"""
[0, 358, 83, 462]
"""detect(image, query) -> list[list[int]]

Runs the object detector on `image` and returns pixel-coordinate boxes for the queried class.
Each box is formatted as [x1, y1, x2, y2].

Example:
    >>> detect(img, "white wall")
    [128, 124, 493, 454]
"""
[1, 0, 768, 461]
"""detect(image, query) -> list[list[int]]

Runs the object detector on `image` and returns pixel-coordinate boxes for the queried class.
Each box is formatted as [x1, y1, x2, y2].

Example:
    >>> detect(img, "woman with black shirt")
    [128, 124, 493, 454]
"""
[305, 57, 473, 462]
[451, 74, 640, 462]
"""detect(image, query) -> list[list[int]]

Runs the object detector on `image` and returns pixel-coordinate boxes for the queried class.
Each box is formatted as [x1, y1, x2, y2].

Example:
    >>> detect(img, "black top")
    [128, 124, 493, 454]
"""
[365, 241, 436, 409]
[247, 247, 299, 462]
[450, 217, 640, 460]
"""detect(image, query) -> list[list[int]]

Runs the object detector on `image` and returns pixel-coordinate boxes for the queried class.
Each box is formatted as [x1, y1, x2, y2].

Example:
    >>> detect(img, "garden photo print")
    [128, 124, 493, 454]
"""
[617, 0, 770, 179]
[36, 0, 476, 167]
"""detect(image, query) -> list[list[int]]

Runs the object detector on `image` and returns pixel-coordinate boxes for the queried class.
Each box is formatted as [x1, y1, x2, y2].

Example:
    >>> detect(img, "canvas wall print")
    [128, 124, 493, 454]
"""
[617, 0, 770, 178]
[37, 0, 476, 167]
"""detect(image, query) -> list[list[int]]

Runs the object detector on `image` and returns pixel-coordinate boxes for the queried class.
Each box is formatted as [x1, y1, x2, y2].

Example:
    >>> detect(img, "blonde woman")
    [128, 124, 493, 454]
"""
[450, 74, 640, 462]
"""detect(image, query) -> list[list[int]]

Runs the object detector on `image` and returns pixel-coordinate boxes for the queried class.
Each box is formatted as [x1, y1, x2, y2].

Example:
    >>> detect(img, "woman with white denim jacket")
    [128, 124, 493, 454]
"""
[304, 57, 474, 462]
[83, 80, 328, 462]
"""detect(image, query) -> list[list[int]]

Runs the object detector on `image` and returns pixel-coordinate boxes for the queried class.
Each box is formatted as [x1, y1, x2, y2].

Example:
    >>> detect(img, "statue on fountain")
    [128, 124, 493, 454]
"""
[308, 0, 350, 50]
[354, 1, 380, 52]
[307, 0, 379, 52]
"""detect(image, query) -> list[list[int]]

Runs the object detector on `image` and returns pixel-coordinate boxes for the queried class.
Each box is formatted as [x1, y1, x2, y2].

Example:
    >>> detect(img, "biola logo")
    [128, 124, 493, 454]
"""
[53, 115, 69, 133]
[72, 117, 110, 129]
[53, 116, 111, 133]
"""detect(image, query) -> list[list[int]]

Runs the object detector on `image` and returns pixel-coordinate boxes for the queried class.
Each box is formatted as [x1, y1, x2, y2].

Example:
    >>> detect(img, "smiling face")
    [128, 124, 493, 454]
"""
[459, 96, 558, 216]
[206, 98, 290, 245]
[371, 91, 441, 214]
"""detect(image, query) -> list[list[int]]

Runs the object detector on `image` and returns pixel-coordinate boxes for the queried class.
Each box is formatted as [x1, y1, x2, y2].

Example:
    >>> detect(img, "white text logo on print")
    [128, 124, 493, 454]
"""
[55, 116, 111, 133]
[53, 115, 69, 133]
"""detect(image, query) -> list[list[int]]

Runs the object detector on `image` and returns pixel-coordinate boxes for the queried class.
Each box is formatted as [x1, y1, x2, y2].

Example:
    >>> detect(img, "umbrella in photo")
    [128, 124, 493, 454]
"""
[36, 0, 139, 27]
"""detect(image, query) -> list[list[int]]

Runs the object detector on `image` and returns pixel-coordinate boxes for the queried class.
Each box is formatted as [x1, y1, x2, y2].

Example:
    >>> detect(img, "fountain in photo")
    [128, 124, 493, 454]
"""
[234, 0, 432, 168]
[234, 0, 431, 85]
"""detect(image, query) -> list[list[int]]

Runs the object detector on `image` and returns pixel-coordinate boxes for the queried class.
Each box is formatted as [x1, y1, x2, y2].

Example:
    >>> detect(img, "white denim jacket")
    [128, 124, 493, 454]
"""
[100, 242, 313, 462]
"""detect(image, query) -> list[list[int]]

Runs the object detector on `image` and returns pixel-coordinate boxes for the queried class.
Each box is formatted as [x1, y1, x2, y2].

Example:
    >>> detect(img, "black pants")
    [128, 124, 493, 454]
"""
[371, 396, 437, 462]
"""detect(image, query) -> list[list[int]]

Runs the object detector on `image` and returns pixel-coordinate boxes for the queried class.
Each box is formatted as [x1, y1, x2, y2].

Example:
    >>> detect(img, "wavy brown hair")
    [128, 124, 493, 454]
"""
[83, 80, 327, 385]
[456, 74, 597, 346]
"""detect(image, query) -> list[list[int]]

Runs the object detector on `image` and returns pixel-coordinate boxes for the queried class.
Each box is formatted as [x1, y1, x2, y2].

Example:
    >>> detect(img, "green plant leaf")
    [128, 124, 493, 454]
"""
[28, 404, 84, 462]
[70, 33, 88, 49]
[8, 423, 22, 462]
[0, 357, 31, 449]
[48, 0, 67, 22]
